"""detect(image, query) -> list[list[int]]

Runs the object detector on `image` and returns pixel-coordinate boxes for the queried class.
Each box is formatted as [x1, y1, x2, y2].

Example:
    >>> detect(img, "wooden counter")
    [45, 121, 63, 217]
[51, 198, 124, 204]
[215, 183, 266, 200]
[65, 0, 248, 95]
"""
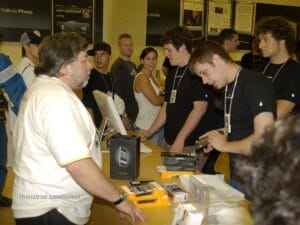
[87, 141, 253, 225]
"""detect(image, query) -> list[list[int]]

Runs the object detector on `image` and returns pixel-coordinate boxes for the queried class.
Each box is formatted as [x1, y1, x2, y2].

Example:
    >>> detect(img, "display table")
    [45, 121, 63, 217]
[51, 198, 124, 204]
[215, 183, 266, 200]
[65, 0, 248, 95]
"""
[87, 141, 253, 225]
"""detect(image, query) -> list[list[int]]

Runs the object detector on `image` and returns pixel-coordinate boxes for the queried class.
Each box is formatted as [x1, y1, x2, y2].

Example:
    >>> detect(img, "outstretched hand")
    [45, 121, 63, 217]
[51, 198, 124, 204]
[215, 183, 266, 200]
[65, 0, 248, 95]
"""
[115, 199, 147, 224]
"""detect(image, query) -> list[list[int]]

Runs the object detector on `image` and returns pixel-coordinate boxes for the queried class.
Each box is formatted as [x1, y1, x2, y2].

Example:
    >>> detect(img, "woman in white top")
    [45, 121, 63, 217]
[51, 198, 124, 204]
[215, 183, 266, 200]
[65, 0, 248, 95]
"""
[134, 47, 164, 146]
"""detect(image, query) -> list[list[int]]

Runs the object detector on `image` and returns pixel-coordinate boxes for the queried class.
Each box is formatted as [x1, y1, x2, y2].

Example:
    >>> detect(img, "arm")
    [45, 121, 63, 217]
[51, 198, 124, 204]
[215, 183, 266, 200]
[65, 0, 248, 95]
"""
[277, 100, 295, 119]
[207, 112, 274, 155]
[65, 158, 147, 224]
[134, 74, 164, 106]
[140, 102, 167, 139]
[170, 101, 208, 152]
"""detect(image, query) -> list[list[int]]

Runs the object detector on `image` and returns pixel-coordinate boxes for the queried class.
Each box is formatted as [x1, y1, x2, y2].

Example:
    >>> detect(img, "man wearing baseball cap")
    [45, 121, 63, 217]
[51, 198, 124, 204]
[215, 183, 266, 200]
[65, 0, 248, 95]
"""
[82, 42, 114, 127]
[17, 30, 42, 87]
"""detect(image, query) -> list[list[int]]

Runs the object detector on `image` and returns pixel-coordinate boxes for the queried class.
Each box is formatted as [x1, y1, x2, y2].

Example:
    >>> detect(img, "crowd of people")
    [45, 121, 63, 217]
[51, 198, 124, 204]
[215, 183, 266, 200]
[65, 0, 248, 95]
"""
[0, 15, 300, 225]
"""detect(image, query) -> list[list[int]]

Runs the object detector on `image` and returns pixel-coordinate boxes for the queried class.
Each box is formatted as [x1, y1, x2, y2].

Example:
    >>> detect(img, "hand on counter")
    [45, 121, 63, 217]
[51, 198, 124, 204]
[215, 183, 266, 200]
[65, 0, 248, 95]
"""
[116, 199, 147, 224]
[169, 138, 184, 153]
[139, 129, 151, 141]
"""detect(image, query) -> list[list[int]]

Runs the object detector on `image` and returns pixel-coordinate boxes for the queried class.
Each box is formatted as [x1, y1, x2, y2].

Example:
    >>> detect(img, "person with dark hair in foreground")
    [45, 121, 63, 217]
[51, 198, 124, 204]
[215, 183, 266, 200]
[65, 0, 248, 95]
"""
[190, 40, 276, 193]
[12, 32, 146, 225]
[236, 115, 300, 225]
[141, 26, 214, 160]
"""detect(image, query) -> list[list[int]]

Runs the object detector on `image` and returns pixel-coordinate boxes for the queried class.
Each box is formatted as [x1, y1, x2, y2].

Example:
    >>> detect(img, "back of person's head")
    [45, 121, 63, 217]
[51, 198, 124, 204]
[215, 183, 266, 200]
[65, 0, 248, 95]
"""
[118, 33, 132, 45]
[35, 32, 89, 77]
[255, 16, 296, 53]
[236, 115, 300, 225]
[218, 28, 238, 44]
[161, 26, 193, 53]
[20, 30, 42, 57]
[139, 47, 158, 61]
[190, 40, 233, 70]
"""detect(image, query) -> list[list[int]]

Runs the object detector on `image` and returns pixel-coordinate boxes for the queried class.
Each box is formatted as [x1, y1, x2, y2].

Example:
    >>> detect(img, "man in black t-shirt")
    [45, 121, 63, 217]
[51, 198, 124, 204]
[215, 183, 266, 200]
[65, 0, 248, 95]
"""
[111, 33, 138, 129]
[82, 42, 113, 127]
[190, 40, 276, 192]
[255, 16, 300, 119]
[141, 26, 214, 165]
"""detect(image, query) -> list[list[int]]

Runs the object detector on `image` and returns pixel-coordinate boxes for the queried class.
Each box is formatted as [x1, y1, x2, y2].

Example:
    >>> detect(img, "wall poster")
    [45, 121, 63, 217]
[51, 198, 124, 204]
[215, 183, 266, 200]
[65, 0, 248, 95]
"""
[207, 0, 231, 35]
[183, 0, 203, 30]
[53, 0, 94, 43]
[0, 0, 51, 41]
[234, 3, 253, 34]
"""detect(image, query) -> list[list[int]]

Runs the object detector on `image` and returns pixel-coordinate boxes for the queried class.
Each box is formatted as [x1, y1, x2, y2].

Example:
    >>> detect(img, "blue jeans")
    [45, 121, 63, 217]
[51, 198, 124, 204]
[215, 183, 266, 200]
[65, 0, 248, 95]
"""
[0, 121, 7, 196]
[148, 128, 164, 148]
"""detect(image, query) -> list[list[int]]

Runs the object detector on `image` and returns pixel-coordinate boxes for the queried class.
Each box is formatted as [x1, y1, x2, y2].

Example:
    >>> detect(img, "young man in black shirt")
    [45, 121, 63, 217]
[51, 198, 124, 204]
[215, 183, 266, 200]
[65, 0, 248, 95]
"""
[111, 33, 138, 130]
[255, 16, 300, 119]
[82, 42, 113, 127]
[141, 26, 214, 170]
[190, 40, 276, 192]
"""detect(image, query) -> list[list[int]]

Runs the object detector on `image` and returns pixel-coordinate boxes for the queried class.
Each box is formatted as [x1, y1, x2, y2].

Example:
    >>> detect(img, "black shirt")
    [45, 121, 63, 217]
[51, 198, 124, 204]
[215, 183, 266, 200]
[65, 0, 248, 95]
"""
[227, 68, 276, 177]
[82, 69, 113, 127]
[164, 65, 214, 146]
[111, 57, 138, 122]
[240, 52, 269, 70]
[259, 58, 300, 114]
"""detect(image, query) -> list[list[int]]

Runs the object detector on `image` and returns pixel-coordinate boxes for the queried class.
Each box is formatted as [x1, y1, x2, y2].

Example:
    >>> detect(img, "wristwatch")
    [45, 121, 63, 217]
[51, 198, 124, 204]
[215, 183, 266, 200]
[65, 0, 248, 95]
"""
[112, 192, 127, 206]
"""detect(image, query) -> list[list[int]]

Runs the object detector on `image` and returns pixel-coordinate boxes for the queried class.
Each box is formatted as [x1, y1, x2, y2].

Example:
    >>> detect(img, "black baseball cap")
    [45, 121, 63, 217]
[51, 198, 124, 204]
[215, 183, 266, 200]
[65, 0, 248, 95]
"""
[20, 30, 42, 45]
[87, 42, 111, 56]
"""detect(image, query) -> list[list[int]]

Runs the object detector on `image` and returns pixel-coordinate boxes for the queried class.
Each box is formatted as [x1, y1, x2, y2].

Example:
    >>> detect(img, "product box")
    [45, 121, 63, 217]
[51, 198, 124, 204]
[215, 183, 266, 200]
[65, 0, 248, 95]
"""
[157, 166, 194, 179]
[172, 203, 204, 225]
[161, 152, 196, 171]
[121, 181, 169, 208]
[162, 183, 189, 202]
[110, 134, 140, 180]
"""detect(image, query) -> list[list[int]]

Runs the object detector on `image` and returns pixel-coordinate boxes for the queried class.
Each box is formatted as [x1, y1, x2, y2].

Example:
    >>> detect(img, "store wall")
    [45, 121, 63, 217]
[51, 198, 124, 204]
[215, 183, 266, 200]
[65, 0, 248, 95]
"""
[1, 0, 300, 70]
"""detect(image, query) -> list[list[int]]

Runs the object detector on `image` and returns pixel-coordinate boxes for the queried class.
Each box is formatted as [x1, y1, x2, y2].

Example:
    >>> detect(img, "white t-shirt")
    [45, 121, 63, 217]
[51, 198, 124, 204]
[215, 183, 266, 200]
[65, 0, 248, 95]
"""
[17, 57, 36, 88]
[12, 75, 102, 225]
[134, 73, 161, 129]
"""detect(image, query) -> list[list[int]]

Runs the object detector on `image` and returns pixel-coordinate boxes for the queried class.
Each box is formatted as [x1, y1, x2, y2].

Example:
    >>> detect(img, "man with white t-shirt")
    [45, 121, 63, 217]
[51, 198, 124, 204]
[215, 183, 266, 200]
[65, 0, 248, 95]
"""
[12, 32, 146, 225]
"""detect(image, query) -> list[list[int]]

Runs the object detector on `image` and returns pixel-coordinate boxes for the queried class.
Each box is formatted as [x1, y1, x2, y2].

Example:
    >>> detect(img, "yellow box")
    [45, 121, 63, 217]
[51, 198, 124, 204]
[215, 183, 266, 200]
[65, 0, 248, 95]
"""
[121, 182, 169, 208]
[157, 166, 194, 179]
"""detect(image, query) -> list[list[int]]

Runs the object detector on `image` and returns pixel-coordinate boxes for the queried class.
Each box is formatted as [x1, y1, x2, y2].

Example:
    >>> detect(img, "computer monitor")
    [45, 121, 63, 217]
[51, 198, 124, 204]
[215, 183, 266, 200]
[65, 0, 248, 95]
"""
[93, 90, 128, 139]
[93, 90, 152, 153]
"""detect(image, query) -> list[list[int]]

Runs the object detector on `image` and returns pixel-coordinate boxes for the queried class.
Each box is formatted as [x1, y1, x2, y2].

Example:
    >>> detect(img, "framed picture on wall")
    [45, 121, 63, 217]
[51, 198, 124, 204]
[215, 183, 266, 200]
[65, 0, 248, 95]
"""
[53, 0, 94, 43]
[207, 0, 231, 36]
[0, 0, 51, 41]
[182, 0, 203, 29]
[182, 0, 204, 42]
